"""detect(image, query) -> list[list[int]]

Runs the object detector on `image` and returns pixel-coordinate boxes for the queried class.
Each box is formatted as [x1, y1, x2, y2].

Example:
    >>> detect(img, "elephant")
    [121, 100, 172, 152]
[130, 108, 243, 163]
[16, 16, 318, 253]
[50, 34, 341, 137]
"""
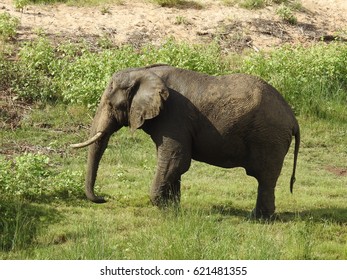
[71, 64, 300, 219]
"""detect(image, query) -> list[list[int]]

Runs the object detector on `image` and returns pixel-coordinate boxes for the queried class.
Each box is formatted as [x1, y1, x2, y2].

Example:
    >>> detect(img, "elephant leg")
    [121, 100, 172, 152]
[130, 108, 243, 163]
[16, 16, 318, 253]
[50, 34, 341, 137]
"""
[151, 176, 181, 207]
[253, 177, 278, 219]
[248, 146, 286, 219]
[150, 147, 191, 208]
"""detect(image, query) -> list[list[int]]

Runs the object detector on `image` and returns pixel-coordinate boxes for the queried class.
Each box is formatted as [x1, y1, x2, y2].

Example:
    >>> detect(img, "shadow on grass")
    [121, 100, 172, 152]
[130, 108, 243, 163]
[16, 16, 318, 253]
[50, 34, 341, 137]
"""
[209, 204, 347, 224]
[210, 204, 251, 218]
[277, 208, 347, 224]
[0, 198, 62, 252]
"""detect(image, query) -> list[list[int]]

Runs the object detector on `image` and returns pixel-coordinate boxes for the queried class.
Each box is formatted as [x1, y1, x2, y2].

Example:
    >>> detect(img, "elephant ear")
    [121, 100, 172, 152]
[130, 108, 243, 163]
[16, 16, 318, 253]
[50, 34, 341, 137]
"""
[129, 71, 169, 130]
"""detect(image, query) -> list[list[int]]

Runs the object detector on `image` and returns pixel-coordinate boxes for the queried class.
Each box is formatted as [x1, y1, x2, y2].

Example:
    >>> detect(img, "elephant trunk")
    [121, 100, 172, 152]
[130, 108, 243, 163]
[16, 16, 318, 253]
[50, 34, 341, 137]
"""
[71, 104, 119, 203]
[85, 132, 112, 203]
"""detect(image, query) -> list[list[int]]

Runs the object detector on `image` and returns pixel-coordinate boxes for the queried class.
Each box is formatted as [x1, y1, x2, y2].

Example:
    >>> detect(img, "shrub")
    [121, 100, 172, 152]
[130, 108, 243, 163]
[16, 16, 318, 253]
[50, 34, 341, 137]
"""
[241, 43, 347, 121]
[0, 153, 83, 200]
[2, 33, 346, 122]
[9, 37, 229, 108]
[14, 38, 60, 102]
[0, 12, 20, 41]
[240, 0, 266, 9]
[276, 4, 297, 24]
[0, 56, 16, 91]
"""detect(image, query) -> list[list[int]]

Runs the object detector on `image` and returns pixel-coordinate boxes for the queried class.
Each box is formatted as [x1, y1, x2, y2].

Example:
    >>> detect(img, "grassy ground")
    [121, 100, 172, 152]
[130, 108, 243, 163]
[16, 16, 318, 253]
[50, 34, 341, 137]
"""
[1, 105, 346, 259]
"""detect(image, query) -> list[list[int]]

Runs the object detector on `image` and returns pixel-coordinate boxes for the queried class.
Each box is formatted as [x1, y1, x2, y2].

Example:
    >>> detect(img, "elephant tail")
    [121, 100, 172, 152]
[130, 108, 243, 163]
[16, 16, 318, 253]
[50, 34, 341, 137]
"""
[290, 124, 300, 193]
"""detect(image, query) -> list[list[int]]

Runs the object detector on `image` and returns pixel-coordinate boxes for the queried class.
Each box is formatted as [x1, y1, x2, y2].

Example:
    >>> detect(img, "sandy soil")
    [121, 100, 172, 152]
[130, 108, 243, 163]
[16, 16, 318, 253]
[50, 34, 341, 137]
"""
[1, 0, 347, 51]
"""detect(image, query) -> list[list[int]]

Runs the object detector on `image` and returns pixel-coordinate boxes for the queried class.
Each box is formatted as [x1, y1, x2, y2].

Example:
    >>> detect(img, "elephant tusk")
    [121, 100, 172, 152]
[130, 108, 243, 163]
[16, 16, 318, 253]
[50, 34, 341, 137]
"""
[70, 132, 103, 149]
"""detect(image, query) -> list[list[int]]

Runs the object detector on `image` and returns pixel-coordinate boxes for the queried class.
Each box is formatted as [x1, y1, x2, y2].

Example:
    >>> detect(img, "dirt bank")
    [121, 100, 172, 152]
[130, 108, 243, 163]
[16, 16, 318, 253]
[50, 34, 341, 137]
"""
[1, 0, 346, 51]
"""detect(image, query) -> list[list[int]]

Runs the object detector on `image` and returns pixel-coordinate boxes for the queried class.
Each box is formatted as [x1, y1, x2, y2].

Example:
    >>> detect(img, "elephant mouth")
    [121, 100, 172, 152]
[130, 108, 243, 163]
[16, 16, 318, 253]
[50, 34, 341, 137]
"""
[70, 131, 104, 148]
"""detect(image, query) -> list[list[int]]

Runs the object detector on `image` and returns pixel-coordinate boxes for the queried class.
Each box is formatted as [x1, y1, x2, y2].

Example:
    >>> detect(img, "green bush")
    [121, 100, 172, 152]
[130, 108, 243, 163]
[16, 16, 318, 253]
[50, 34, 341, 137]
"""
[276, 4, 297, 24]
[0, 55, 17, 91]
[2, 34, 347, 122]
[239, 0, 266, 9]
[58, 39, 229, 108]
[0, 153, 83, 200]
[141, 39, 228, 75]
[8, 37, 229, 108]
[241, 43, 347, 120]
[12, 38, 60, 102]
[0, 12, 19, 42]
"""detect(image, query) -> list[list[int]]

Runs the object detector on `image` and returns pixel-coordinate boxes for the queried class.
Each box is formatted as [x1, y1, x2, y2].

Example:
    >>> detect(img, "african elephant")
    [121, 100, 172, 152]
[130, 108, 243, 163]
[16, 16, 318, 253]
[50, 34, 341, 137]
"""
[71, 64, 300, 219]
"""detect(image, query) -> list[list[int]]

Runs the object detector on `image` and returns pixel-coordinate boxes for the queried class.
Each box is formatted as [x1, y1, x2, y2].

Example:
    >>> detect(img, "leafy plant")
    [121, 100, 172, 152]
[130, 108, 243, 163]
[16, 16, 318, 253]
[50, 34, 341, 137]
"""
[7, 36, 229, 108]
[19, 37, 56, 74]
[13, 0, 30, 12]
[276, 4, 297, 24]
[0, 153, 51, 198]
[13, 37, 60, 102]
[0, 12, 20, 41]
[273, 0, 302, 10]
[0, 153, 83, 200]
[0, 55, 16, 91]
[239, 0, 266, 9]
[100, 6, 111, 15]
[174, 15, 190, 25]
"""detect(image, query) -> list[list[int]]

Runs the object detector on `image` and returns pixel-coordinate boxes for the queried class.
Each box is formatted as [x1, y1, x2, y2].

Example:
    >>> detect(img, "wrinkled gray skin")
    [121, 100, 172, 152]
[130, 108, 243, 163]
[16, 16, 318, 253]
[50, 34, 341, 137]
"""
[71, 64, 300, 219]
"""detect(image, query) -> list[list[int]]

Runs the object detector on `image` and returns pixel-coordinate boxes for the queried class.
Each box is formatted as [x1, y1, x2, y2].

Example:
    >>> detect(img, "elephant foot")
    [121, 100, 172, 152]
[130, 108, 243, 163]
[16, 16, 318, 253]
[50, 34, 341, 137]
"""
[150, 194, 180, 209]
[150, 182, 181, 209]
[250, 208, 276, 221]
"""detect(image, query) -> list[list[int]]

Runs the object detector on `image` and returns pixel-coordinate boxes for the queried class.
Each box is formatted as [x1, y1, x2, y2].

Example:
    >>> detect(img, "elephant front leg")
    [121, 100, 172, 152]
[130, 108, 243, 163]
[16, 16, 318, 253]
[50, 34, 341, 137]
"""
[150, 148, 191, 208]
[150, 177, 181, 208]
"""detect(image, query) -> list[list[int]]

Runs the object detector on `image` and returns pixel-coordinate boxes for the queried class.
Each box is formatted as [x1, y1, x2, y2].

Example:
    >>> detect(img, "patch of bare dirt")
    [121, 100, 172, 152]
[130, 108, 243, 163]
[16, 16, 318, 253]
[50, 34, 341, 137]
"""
[1, 0, 346, 51]
[0, 91, 32, 129]
[325, 166, 347, 177]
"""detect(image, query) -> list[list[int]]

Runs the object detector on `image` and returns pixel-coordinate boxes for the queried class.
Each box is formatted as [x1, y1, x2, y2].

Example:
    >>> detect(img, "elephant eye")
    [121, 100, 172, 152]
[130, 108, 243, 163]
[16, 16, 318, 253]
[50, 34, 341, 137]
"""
[110, 98, 127, 110]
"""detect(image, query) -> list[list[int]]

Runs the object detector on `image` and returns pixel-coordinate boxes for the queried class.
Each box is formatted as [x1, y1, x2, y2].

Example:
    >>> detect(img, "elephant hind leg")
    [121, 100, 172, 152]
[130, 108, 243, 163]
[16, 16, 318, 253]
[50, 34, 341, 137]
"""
[247, 148, 286, 219]
[253, 176, 278, 219]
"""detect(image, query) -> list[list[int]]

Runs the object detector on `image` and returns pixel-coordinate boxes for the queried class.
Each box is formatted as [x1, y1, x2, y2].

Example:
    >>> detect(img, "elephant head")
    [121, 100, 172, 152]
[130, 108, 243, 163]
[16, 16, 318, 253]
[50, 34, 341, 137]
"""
[71, 69, 169, 203]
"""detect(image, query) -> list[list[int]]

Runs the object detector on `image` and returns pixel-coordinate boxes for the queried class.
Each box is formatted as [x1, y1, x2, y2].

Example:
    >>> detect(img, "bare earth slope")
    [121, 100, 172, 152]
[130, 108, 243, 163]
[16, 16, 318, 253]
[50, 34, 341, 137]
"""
[1, 0, 347, 51]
